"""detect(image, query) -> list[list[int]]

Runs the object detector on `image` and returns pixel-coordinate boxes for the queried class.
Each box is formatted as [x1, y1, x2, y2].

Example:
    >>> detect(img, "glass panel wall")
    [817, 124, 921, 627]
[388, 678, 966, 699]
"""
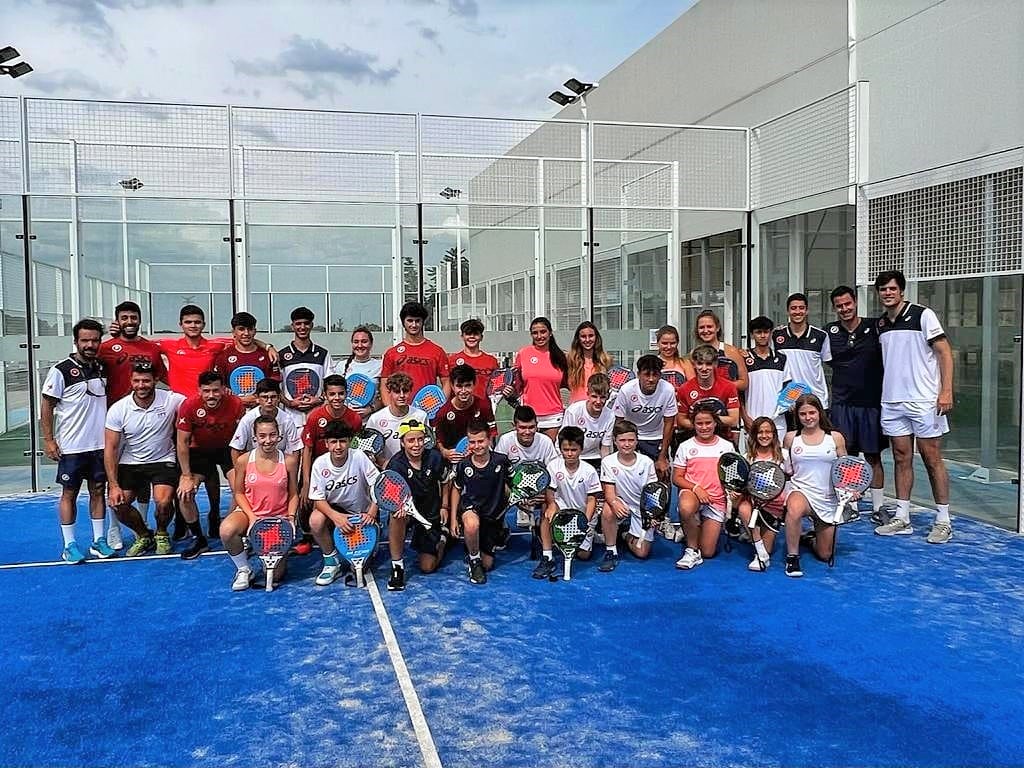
[0, 195, 32, 493]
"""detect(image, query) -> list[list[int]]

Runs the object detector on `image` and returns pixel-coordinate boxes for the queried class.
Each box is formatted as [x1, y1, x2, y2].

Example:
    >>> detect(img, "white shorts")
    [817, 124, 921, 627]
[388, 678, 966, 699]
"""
[280, 405, 311, 431]
[699, 502, 728, 524]
[881, 401, 949, 439]
[628, 510, 655, 542]
[536, 412, 564, 430]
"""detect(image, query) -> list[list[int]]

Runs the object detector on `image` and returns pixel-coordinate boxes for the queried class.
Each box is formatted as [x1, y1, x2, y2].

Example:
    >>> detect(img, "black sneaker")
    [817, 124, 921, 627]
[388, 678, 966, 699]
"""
[531, 556, 555, 580]
[180, 537, 209, 561]
[468, 558, 487, 584]
[598, 550, 620, 573]
[387, 563, 406, 591]
[785, 554, 803, 578]
[207, 513, 221, 540]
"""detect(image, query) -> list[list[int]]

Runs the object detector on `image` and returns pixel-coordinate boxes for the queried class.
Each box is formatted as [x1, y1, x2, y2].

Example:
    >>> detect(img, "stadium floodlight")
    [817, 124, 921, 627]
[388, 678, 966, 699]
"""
[563, 78, 596, 97]
[548, 91, 577, 107]
[0, 46, 32, 79]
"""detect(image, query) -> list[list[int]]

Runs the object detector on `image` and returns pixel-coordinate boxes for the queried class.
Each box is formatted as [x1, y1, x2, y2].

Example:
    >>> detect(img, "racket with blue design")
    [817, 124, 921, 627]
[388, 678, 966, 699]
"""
[772, 381, 812, 418]
[284, 367, 321, 401]
[248, 517, 295, 592]
[640, 481, 670, 532]
[345, 373, 377, 409]
[454, 436, 470, 455]
[831, 456, 873, 525]
[660, 370, 686, 389]
[746, 460, 787, 532]
[335, 515, 379, 588]
[229, 365, 265, 397]
[352, 428, 386, 458]
[412, 384, 446, 420]
[717, 452, 751, 493]
[373, 470, 433, 530]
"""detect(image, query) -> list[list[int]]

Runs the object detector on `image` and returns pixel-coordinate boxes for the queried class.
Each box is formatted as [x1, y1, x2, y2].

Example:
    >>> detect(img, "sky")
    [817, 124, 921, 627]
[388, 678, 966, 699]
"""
[3, 0, 696, 118]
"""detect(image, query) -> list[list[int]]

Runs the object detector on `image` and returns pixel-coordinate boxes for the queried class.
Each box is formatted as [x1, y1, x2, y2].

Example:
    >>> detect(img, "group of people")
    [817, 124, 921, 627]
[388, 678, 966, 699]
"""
[42, 267, 954, 588]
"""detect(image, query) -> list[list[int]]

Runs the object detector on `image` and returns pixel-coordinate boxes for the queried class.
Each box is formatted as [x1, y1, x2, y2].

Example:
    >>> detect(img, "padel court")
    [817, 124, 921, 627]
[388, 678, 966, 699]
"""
[2, 491, 1022, 767]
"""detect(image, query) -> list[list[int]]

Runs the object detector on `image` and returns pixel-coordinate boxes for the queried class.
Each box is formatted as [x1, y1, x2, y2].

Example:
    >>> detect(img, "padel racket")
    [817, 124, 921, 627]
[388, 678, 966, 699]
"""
[372, 470, 433, 530]
[606, 365, 636, 410]
[486, 367, 521, 402]
[454, 436, 470, 454]
[345, 373, 377, 409]
[412, 384, 446, 420]
[717, 452, 751, 493]
[660, 370, 686, 389]
[552, 509, 588, 581]
[352, 428, 386, 458]
[508, 461, 552, 506]
[772, 381, 812, 418]
[284, 367, 322, 401]
[422, 423, 436, 451]
[690, 397, 729, 417]
[335, 515, 379, 588]
[229, 365, 265, 397]
[746, 460, 787, 532]
[248, 517, 295, 592]
[717, 356, 740, 382]
[640, 481, 669, 526]
[831, 456, 873, 525]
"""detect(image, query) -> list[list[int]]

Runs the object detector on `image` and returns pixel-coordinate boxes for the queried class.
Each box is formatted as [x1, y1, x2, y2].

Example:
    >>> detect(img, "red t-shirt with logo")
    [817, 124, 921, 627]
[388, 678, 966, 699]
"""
[381, 338, 450, 398]
[447, 351, 499, 401]
[514, 345, 566, 417]
[157, 337, 230, 398]
[302, 404, 363, 457]
[213, 347, 281, 396]
[98, 336, 167, 403]
[675, 377, 740, 414]
[433, 395, 497, 448]
[176, 392, 245, 451]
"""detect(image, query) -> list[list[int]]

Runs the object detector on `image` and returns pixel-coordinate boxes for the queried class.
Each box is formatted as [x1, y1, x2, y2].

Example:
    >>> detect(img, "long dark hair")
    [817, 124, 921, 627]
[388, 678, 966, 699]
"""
[530, 316, 568, 385]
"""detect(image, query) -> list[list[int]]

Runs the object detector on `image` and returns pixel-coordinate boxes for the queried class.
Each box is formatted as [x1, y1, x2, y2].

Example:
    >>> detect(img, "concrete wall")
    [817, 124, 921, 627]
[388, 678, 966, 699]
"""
[855, 0, 1023, 182]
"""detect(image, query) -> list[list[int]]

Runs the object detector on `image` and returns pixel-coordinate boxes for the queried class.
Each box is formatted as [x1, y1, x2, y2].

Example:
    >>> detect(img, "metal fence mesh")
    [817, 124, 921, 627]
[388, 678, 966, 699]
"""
[750, 88, 855, 209]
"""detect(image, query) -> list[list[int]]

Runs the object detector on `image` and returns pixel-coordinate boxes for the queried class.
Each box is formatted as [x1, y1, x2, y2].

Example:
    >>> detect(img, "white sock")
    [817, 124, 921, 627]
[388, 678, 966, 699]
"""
[935, 504, 951, 524]
[469, 552, 481, 562]
[608, 545, 618, 555]
[871, 488, 884, 512]
[391, 559, 404, 569]
[108, 514, 122, 534]
[60, 524, 76, 547]
[543, 549, 552, 560]
[323, 550, 339, 564]
[230, 551, 249, 570]
[754, 540, 769, 560]
[896, 500, 911, 523]
[91, 518, 105, 541]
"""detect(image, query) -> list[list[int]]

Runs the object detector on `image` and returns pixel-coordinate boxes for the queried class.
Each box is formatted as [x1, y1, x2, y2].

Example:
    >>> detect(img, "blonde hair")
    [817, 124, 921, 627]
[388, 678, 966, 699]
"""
[567, 321, 612, 391]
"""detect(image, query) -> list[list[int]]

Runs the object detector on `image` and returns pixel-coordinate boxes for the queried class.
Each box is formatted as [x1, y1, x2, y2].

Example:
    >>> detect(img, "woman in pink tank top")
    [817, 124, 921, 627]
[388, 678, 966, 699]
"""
[221, 416, 298, 591]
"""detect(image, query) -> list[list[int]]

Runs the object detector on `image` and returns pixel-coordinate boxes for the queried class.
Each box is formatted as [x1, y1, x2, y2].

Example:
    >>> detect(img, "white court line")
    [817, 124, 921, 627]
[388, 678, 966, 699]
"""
[366, 576, 443, 768]
[0, 549, 228, 570]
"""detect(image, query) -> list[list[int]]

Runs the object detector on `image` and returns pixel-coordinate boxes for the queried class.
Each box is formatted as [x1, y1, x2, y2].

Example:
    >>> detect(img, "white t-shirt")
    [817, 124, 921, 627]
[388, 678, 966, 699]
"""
[336, 356, 383, 381]
[877, 303, 946, 404]
[547, 457, 601, 511]
[41, 357, 107, 454]
[611, 379, 678, 441]
[105, 390, 187, 464]
[600, 451, 657, 510]
[307, 449, 380, 513]
[495, 431, 559, 466]
[230, 408, 304, 454]
[562, 400, 614, 460]
[366, 406, 429, 462]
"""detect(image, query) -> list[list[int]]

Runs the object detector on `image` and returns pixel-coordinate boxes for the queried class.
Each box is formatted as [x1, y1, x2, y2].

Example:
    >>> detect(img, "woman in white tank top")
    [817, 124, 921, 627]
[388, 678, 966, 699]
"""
[782, 394, 849, 578]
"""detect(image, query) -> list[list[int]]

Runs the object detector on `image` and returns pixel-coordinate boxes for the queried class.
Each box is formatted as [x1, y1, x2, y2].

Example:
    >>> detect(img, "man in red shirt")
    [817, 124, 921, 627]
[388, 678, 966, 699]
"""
[213, 311, 281, 409]
[447, 319, 498, 402]
[434, 364, 496, 462]
[676, 344, 741, 435]
[98, 300, 167, 404]
[175, 371, 244, 557]
[381, 301, 450, 406]
[297, 374, 363, 554]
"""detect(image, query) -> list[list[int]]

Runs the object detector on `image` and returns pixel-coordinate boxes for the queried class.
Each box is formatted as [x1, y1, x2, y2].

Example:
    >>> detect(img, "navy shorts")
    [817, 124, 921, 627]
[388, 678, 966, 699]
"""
[636, 439, 661, 460]
[188, 448, 233, 481]
[831, 403, 887, 456]
[56, 450, 106, 491]
[457, 509, 509, 556]
[411, 523, 444, 556]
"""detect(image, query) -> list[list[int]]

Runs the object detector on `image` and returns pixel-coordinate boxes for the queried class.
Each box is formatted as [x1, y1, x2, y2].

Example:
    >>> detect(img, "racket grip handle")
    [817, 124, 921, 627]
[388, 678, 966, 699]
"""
[563, 557, 572, 581]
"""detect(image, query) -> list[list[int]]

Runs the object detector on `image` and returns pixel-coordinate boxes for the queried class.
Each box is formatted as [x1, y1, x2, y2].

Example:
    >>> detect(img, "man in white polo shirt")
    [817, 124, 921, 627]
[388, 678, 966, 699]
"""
[104, 362, 186, 556]
[40, 318, 112, 564]
[872, 270, 955, 543]
[773, 292, 832, 411]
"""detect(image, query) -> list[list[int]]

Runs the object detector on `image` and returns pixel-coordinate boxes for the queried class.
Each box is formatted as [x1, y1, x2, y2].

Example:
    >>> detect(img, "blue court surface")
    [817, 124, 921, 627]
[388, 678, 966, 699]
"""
[2, 492, 1023, 768]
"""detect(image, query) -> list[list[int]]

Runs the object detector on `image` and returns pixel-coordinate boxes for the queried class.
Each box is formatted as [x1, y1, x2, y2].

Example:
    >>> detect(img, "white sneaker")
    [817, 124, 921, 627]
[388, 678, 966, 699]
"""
[231, 566, 254, 591]
[747, 555, 769, 572]
[675, 548, 703, 570]
[106, 523, 124, 551]
[515, 508, 533, 529]
[926, 521, 953, 544]
[659, 518, 683, 543]
[875, 517, 913, 536]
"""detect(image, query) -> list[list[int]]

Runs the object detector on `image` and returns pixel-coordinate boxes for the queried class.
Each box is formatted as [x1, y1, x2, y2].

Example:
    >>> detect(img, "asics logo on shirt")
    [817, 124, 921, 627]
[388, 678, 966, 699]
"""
[323, 476, 359, 491]
[630, 405, 664, 415]
[584, 429, 606, 439]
